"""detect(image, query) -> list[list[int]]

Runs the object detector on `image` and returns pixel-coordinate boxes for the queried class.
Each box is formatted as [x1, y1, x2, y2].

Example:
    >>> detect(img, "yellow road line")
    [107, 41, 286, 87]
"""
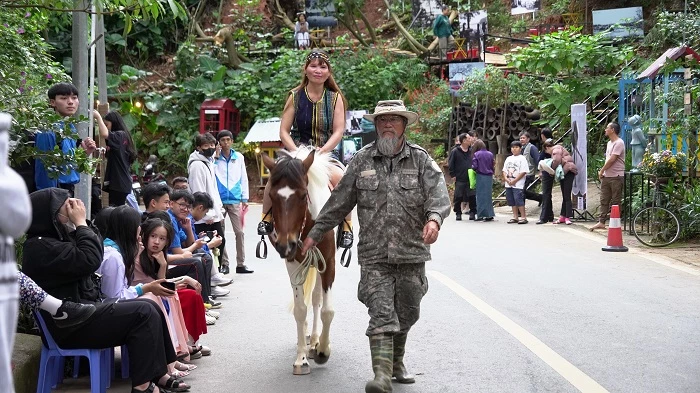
[428, 270, 610, 393]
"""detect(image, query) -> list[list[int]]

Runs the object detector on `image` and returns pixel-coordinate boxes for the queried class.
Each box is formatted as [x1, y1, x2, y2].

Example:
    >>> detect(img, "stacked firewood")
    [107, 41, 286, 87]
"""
[450, 102, 542, 153]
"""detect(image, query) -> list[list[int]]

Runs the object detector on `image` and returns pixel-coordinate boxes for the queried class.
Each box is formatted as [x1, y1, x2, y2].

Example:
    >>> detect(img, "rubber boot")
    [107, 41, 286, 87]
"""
[392, 333, 415, 384]
[365, 333, 393, 393]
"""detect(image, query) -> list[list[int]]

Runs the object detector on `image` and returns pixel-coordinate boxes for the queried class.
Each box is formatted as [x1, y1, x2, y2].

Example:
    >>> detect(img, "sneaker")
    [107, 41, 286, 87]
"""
[211, 273, 232, 287]
[235, 265, 254, 274]
[469, 213, 476, 221]
[455, 213, 462, 221]
[205, 315, 216, 325]
[206, 310, 220, 319]
[219, 265, 230, 275]
[211, 286, 230, 297]
[257, 221, 273, 235]
[52, 301, 97, 328]
[207, 299, 223, 309]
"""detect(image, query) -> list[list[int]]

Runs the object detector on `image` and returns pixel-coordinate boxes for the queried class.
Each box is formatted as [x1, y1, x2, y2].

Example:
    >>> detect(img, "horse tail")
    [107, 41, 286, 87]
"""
[302, 266, 317, 308]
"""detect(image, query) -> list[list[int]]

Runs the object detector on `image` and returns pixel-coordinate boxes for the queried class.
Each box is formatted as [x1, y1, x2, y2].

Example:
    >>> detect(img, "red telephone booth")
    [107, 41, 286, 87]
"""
[199, 98, 240, 138]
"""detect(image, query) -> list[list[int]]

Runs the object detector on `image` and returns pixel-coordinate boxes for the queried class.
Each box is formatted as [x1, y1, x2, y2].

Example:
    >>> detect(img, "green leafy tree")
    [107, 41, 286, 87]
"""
[508, 27, 633, 127]
[0, 8, 96, 176]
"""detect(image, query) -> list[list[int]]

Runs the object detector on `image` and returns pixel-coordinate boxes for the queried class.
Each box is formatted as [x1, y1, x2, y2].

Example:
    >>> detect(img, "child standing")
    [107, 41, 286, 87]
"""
[503, 141, 529, 224]
[471, 139, 495, 221]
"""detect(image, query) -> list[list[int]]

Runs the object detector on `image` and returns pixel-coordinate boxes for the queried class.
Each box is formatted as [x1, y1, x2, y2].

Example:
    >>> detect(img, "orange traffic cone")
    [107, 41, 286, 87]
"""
[602, 205, 628, 252]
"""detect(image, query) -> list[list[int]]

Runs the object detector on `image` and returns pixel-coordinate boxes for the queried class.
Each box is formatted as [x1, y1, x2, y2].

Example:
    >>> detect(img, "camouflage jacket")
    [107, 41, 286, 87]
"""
[308, 140, 451, 264]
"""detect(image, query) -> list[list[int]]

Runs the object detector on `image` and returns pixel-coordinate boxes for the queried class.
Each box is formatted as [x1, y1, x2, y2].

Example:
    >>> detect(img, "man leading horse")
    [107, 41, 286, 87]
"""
[302, 100, 450, 393]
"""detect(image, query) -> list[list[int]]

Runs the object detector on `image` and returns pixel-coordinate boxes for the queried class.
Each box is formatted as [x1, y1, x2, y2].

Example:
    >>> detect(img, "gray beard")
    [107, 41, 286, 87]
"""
[376, 135, 404, 156]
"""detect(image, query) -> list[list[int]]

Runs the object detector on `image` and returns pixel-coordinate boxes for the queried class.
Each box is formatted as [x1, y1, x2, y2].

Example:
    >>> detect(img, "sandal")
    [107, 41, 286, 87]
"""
[132, 382, 171, 393]
[174, 361, 197, 372]
[170, 370, 189, 378]
[518, 219, 528, 224]
[507, 219, 518, 224]
[158, 376, 190, 392]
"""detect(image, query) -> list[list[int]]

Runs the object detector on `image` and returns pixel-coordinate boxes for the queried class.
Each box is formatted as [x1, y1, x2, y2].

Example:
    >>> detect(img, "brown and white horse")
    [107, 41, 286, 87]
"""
[262, 147, 336, 375]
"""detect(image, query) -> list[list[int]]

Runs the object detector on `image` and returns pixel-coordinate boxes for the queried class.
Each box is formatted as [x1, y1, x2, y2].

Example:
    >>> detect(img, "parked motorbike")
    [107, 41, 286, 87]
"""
[132, 155, 166, 204]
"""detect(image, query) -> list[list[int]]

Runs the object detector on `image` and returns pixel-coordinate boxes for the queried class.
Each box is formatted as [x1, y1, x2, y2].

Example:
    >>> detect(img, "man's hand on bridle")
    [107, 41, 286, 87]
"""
[301, 237, 317, 256]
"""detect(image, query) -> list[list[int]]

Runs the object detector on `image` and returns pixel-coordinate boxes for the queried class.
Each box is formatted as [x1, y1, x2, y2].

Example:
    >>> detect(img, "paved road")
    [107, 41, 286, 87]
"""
[56, 204, 700, 393]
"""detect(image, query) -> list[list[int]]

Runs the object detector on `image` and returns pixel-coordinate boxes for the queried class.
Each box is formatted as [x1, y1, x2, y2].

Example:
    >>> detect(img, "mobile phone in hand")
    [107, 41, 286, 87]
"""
[206, 231, 215, 239]
[161, 281, 176, 291]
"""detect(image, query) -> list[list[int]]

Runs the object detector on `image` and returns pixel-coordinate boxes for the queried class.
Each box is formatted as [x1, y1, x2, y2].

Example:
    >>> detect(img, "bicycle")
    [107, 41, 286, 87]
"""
[630, 177, 681, 247]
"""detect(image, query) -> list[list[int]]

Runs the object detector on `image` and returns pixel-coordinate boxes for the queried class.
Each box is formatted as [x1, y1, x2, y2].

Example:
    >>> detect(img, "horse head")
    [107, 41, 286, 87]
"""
[263, 150, 315, 260]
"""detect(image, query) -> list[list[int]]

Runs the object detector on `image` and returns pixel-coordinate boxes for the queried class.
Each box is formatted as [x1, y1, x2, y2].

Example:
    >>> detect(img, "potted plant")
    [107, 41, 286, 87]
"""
[639, 149, 688, 184]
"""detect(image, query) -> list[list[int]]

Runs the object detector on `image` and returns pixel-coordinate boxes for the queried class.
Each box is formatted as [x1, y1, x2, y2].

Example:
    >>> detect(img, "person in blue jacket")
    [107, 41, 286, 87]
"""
[35, 83, 97, 195]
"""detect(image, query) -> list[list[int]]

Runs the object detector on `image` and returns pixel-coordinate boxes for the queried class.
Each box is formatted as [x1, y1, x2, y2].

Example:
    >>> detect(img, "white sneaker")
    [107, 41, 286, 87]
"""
[206, 310, 220, 319]
[205, 315, 216, 325]
[211, 273, 232, 287]
[211, 286, 230, 297]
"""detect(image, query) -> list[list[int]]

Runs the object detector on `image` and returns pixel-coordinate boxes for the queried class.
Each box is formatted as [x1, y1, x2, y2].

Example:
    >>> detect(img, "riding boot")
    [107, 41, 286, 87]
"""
[365, 333, 393, 393]
[392, 333, 415, 384]
[257, 220, 273, 235]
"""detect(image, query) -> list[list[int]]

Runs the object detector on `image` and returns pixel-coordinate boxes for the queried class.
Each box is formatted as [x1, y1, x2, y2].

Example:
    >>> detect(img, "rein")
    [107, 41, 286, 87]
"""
[289, 241, 326, 286]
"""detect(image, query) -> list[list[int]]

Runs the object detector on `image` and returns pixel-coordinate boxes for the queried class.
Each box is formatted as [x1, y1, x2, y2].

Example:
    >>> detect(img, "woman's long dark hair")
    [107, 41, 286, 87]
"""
[104, 111, 138, 165]
[139, 217, 175, 280]
[107, 205, 143, 284]
[94, 206, 116, 240]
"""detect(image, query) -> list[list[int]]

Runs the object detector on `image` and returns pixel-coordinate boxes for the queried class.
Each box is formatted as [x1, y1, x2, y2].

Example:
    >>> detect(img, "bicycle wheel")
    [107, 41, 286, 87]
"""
[631, 206, 680, 247]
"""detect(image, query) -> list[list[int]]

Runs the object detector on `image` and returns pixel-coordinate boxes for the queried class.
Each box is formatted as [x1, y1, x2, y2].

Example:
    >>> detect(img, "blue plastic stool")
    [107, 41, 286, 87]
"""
[33, 311, 110, 393]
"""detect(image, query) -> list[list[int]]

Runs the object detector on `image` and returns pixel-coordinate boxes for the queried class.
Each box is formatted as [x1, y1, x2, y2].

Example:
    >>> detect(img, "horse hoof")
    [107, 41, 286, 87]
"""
[313, 352, 329, 365]
[293, 363, 311, 375]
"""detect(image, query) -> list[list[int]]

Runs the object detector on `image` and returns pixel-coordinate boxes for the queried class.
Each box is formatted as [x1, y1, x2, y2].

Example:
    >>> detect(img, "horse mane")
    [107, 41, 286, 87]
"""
[276, 146, 332, 219]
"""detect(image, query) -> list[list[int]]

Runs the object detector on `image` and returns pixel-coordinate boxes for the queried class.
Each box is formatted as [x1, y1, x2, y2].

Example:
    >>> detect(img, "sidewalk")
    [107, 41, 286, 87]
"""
[492, 180, 700, 268]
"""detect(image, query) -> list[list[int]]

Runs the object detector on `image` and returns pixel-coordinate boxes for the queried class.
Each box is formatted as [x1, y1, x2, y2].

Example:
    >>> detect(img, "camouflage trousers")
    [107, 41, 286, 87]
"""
[358, 262, 429, 336]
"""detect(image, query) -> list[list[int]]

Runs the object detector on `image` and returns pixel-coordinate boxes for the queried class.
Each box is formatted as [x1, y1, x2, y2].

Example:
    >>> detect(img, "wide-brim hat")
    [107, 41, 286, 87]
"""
[363, 100, 419, 126]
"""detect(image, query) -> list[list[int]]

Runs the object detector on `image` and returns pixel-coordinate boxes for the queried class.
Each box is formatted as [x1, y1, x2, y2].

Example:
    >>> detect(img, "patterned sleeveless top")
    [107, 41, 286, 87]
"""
[290, 87, 339, 148]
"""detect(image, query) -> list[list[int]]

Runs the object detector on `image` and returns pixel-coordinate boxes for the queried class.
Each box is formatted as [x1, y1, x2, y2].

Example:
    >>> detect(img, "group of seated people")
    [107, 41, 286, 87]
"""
[19, 180, 235, 393]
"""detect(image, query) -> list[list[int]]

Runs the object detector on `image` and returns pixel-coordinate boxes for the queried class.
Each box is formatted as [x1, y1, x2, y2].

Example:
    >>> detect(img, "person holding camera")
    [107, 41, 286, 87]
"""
[95, 205, 194, 390]
[22, 188, 184, 393]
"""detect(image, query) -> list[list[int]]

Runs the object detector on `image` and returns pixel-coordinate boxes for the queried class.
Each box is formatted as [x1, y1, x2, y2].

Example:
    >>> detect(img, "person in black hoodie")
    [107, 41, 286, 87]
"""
[448, 132, 476, 220]
[22, 188, 184, 393]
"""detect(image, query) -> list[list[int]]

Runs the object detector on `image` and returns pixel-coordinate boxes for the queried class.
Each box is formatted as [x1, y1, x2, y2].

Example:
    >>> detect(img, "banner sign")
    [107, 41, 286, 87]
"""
[571, 103, 588, 207]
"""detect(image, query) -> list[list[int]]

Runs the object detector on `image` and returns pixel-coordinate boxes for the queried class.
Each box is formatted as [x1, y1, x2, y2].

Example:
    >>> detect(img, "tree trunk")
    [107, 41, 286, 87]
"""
[214, 27, 250, 68]
[272, 0, 296, 30]
[338, 12, 368, 47]
[382, 0, 427, 54]
[356, 8, 377, 44]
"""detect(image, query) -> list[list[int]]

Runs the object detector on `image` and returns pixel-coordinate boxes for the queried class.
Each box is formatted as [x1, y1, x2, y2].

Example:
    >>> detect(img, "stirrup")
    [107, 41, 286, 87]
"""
[257, 220, 273, 236]
[256, 235, 268, 259]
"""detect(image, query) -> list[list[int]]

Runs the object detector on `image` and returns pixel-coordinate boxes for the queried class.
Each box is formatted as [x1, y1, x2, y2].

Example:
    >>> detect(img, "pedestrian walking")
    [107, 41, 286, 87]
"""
[301, 100, 450, 393]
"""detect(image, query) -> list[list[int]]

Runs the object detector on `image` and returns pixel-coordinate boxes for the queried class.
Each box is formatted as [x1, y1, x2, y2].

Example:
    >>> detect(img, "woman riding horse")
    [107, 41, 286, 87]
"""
[257, 50, 353, 250]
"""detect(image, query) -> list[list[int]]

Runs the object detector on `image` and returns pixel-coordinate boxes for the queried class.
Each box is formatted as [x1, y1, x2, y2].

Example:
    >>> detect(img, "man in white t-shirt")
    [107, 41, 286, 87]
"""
[503, 141, 529, 224]
[591, 122, 626, 231]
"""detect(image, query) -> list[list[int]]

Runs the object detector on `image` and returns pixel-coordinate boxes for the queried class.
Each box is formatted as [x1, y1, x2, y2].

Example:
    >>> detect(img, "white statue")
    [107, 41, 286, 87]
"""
[629, 114, 645, 171]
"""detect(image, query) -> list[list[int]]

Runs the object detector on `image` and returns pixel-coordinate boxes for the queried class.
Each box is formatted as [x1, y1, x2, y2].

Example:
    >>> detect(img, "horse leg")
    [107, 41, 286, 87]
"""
[314, 286, 334, 364]
[286, 263, 310, 375]
[308, 271, 323, 358]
